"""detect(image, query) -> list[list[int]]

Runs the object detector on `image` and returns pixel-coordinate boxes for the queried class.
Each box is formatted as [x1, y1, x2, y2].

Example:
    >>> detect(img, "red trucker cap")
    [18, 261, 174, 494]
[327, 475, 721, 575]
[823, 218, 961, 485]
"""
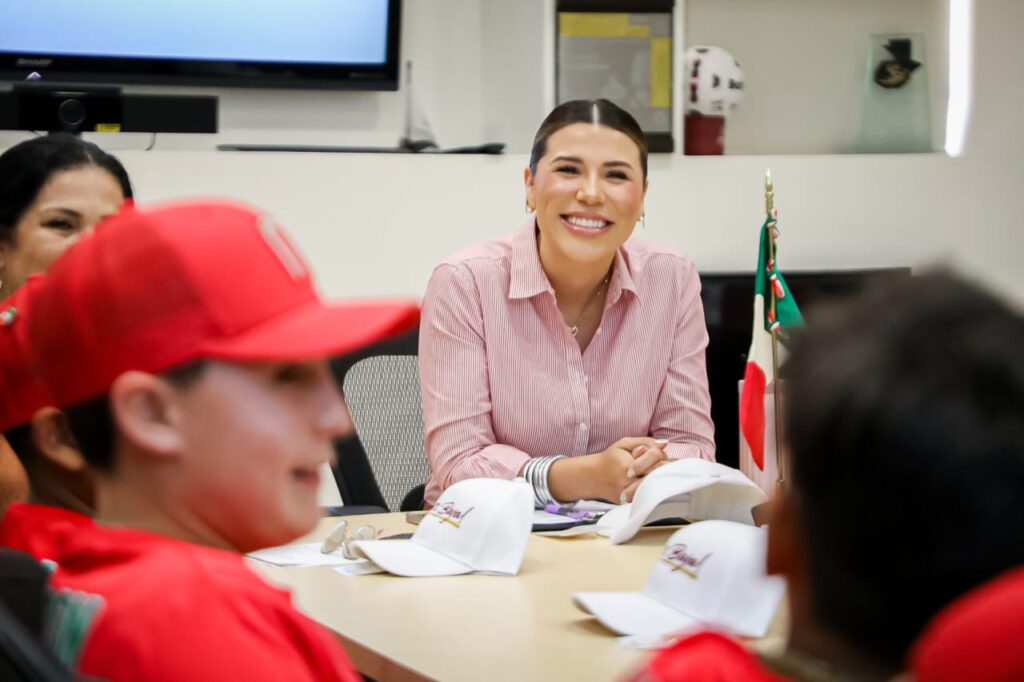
[0, 275, 53, 432]
[28, 201, 419, 407]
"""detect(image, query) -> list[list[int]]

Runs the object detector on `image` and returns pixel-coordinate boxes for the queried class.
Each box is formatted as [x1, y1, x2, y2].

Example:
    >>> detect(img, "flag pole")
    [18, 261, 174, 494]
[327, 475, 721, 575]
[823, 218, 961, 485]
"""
[765, 169, 785, 494]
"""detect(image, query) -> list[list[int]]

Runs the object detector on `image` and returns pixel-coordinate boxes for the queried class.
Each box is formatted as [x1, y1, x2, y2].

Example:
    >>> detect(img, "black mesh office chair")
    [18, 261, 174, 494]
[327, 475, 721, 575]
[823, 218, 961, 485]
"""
[326, 329, 423, 514]
[342, 355, 429, 512]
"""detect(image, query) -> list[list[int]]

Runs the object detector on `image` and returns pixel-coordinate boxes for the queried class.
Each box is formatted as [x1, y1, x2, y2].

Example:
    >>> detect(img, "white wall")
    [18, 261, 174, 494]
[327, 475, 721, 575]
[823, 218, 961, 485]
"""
[686, 0, 948, 154]
[480, 0, 552, 152]
[3, 1, 955, 155]
[1, 1, 1022, 307]
[113, 148, 1022, 308]
[963, 0, 1024, 158]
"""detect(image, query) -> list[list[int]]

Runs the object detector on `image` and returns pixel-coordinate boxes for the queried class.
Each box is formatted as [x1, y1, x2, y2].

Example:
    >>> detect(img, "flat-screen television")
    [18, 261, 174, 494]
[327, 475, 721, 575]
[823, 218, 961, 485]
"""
[701, 268, 912, 469]
[0, 0, 402, 90]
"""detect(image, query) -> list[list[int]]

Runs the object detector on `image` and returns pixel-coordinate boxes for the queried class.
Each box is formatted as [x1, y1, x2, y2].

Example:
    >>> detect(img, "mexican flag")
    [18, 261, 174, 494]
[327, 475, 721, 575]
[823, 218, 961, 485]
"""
[739, 213, 803, 470]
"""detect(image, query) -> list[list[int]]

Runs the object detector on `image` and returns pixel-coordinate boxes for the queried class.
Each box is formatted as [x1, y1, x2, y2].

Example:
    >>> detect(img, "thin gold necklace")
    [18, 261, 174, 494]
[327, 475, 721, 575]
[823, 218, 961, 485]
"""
[567, 276, 609, 337]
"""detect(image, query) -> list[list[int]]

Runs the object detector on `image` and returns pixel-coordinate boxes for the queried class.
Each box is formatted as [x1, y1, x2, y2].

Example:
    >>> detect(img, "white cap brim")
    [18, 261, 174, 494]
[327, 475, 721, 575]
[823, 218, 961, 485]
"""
[600, 462, 767, 544]
[572, 591, 701, 636]
[353, 539, 474, 577]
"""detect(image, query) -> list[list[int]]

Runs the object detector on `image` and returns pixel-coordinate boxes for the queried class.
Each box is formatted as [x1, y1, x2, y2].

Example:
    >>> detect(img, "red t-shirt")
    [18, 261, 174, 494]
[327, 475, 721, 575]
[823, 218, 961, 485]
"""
[911, 569, 1024, 682]
[624, 631, 789, 682]
[0, 503, 361, 682]
[0, 501, 93, 560]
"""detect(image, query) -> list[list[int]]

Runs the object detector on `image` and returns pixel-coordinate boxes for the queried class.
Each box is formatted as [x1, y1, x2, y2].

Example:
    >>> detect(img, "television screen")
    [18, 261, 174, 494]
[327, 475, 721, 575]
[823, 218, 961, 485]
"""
[0, 0, 401, 90]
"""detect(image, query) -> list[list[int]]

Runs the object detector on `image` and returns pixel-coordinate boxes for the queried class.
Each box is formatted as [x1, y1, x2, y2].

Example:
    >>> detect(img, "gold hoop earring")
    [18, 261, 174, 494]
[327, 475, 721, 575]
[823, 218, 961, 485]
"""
[640, 213, 647, 229]
[525, 201, 534, 214]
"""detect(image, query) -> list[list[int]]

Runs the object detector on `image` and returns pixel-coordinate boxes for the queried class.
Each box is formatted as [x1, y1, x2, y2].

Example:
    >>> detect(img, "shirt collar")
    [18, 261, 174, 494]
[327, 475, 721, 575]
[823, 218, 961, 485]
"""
[509, 219, 552, 300]
[508, 218, 640, 304]
[607, 244, 639, 306]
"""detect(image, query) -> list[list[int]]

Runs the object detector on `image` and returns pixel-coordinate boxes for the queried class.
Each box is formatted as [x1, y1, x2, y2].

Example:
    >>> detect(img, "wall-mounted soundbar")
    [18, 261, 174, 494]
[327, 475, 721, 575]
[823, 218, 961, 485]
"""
[0, 83, 217, 134]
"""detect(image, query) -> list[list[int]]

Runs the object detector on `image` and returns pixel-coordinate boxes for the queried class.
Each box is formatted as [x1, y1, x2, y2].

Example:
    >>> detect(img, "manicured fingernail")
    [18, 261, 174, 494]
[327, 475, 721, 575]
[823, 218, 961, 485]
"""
[634, 445, 647, 456]
[654, 439, 669, 445]
[626, 467, 636, 479]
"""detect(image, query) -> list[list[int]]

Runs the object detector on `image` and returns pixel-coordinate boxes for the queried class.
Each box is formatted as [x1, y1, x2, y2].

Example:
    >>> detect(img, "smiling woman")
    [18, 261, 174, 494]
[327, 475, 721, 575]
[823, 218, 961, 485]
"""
[0, 133, 133, 517]
[0, 134, 133, 299]
[419, 99, 716, 509]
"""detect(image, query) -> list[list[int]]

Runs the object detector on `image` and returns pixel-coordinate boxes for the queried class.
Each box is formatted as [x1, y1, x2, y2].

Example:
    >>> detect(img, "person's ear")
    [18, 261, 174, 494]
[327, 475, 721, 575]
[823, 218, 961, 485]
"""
[765, 493, 801, 578]
[107, 371, 186, 459]
[523, 167, 536, 213]
[30, 407, 88, 473]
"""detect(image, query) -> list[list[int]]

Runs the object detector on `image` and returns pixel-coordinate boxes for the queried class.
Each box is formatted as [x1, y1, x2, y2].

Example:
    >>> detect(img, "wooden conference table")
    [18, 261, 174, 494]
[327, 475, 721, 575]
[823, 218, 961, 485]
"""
[251, 513, 787, 682]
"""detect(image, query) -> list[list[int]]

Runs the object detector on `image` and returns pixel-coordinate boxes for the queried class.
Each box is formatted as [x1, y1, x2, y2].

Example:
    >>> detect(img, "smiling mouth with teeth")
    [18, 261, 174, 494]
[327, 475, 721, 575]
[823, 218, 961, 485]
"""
[563, 215, 611, 230]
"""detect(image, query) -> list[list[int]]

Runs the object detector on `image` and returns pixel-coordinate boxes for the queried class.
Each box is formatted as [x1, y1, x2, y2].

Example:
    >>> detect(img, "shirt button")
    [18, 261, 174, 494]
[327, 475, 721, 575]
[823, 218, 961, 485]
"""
[579, 422, 588, 432]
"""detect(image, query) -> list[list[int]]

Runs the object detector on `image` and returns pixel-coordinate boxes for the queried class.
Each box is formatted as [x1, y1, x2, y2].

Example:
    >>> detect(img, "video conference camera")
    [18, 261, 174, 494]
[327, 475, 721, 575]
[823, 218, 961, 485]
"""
[0, 82, 217, 135]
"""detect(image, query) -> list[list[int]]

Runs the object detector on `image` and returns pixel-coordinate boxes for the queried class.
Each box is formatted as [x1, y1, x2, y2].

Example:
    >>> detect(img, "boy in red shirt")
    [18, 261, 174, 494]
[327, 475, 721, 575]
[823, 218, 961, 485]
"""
[3, 201, 418, 681]
[627, 273, 1024, 681]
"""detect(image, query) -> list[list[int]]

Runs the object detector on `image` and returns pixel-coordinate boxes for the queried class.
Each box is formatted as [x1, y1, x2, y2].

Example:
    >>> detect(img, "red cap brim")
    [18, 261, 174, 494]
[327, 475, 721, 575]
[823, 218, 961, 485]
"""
[199, 300, 419, 362]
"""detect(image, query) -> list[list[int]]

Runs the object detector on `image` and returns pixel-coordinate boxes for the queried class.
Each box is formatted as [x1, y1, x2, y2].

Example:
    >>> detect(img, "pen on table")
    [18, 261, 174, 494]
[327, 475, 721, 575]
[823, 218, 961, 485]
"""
[543, 504, 595, 520]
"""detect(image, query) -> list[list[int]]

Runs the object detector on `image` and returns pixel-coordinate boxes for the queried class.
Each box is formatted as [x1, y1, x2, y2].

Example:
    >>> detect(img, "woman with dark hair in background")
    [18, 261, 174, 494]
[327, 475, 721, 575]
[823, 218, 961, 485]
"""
[0, 133, 133, 299]
[420, 99, 715, 509]
[0, 133, 134, 516]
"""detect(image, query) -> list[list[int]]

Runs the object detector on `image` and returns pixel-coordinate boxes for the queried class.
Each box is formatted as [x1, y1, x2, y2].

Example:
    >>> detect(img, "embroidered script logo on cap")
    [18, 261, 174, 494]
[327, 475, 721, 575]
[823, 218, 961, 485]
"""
[661, 543, 713, 580]
[428, 501, 476, 528]
[259, 213, 309, 280]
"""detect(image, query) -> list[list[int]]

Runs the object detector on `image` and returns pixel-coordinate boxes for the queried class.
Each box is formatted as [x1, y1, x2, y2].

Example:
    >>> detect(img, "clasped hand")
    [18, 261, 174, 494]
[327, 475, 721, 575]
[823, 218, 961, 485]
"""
[593, 437, 669, 504]
[547, 437, 669, 505]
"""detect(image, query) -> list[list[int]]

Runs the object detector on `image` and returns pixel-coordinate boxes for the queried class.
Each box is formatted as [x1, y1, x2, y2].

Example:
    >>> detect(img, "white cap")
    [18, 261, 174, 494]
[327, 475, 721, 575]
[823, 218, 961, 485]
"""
[574, 520, 785, 638]
[353, 478, 533, 577]
[598, 459, 767, 544]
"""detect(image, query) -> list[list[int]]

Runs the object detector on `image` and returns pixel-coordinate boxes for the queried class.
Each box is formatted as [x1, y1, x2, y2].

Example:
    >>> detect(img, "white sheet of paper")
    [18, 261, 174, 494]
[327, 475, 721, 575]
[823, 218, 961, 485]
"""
[532, 510, 577, 527]
[247, 543, 371, 568]
[334, 562, 385, 576]
[617, 632, 684, 650]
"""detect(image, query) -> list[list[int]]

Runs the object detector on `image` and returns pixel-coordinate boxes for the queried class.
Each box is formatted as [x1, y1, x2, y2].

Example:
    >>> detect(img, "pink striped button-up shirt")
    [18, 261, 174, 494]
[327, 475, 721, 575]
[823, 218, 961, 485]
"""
[420, 221, 715, 506]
